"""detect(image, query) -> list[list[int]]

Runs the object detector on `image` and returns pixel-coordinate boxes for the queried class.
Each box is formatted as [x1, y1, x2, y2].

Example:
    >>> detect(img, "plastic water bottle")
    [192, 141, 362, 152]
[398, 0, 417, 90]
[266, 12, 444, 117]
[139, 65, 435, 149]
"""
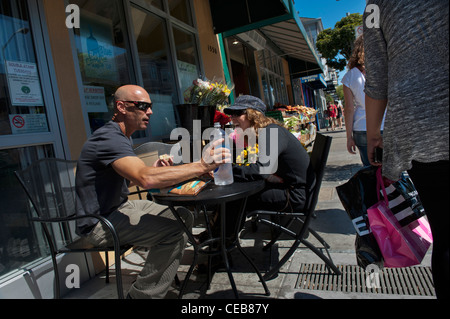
[210, 123, 234, 186]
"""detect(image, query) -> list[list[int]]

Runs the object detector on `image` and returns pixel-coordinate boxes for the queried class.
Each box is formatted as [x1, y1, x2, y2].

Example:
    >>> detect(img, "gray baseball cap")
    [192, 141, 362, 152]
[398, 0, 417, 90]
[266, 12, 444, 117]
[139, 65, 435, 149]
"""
[224, 95, 267, 115]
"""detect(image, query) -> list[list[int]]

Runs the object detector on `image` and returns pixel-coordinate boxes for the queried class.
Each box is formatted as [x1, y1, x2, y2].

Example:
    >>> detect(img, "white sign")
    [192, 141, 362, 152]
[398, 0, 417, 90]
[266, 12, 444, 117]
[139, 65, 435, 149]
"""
[355, 25, 364, 39]
[6, 61, 44, 106]
[84, 85, 108, 113]
[9, 114, 48, 135]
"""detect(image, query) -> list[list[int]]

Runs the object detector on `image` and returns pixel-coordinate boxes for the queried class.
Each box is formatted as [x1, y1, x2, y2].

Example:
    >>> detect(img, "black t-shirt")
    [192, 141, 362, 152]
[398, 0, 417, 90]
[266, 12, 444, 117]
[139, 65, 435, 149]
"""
[232, 124, 316, 210]
[75, 121, 136, 235]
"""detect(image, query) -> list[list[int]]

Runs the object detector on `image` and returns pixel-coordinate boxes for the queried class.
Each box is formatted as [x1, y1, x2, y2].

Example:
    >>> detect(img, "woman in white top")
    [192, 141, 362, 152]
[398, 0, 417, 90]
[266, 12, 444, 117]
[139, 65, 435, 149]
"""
[342, 34, 384, 167]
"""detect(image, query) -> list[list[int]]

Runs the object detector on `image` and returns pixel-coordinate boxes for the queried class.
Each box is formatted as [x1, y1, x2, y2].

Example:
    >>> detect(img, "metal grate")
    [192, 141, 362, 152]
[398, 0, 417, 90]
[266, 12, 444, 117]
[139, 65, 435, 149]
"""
[295, 264, 435, 297]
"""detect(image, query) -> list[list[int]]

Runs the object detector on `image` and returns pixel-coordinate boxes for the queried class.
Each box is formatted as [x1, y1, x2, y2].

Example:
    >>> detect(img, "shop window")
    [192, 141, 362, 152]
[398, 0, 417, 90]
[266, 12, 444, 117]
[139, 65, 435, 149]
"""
[0, 0, 63, 281]
[0, 144, 55, 279]
[70, 0, 134, 134]
[0, 0, 49, 137]
[172, 26, 200, 94]
[131, 5, 179, 140]
[142, 0, 164, 11]
[168, 0, 193, 26]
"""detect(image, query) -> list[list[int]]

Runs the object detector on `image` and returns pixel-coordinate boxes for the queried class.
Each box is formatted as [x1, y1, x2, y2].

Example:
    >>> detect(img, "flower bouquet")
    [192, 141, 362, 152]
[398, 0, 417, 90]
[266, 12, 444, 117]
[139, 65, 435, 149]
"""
[183, 78, 234, 107]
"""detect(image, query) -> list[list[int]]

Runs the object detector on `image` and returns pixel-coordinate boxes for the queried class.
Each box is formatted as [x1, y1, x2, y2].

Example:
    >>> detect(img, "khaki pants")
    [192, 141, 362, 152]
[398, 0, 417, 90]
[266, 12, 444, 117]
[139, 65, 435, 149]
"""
[86, 200, 193, 299]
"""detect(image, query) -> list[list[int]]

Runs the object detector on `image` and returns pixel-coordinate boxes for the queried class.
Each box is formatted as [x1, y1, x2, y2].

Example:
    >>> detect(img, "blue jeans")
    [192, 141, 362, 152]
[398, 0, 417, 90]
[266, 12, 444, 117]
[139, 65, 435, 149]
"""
[353, 131, 370, 167]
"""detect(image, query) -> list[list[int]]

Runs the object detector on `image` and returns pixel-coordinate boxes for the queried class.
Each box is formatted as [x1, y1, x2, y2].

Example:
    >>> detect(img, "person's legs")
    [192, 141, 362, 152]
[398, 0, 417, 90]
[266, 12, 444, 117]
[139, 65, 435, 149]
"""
[408, 160, 449, 300]
[87, 200, 193, 299]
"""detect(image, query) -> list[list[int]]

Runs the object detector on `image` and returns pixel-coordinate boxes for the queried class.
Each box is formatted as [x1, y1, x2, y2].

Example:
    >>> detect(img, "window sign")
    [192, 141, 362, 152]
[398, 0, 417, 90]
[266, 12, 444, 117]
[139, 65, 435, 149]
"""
[78, 11, 119, 85]
[83, 85, 108, 113]
[8, 113, 48, 135]
[6, 60, 43, 106]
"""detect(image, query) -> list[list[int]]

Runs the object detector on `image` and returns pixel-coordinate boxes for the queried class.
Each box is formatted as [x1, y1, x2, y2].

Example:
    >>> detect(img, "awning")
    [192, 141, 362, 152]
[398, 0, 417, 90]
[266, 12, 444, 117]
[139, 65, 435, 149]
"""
[209, 0, 324, 75]
[301, 73, 327, 90]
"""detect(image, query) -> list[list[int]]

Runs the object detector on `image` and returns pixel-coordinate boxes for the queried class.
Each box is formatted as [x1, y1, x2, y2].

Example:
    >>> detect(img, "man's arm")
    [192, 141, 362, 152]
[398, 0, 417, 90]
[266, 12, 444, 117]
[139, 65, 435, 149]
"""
[112, 138, 230, 189]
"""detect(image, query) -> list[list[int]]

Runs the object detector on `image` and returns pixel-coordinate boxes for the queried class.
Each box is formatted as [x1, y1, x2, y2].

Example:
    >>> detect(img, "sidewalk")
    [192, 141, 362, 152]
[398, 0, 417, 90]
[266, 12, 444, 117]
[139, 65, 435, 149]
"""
[65, 129, 435, 300]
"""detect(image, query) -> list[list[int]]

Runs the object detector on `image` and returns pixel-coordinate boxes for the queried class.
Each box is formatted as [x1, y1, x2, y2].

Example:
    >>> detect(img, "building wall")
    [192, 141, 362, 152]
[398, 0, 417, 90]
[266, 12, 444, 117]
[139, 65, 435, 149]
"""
[42, 0, 86, 160]
[193, 0, 224, 82]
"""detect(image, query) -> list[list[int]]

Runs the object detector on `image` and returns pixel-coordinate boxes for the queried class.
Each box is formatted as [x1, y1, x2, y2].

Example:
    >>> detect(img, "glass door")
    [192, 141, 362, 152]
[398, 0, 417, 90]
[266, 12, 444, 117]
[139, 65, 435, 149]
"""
[0, 0, 65, 286]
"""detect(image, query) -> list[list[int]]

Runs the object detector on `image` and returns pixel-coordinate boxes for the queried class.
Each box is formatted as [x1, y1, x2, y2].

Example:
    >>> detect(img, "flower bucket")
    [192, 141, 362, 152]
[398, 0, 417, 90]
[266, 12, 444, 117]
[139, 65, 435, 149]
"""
[176, 104, 216, 134]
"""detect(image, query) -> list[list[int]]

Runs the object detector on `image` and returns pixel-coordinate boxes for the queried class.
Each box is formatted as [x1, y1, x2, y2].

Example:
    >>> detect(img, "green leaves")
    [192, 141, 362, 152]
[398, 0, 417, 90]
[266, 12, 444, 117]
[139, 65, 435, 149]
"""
[316, 13, 363, 71]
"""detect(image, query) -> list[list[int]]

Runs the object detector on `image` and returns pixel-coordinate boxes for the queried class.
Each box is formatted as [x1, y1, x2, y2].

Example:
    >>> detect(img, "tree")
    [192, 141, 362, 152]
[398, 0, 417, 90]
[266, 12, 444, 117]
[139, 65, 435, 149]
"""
[316, 13, 363, 71]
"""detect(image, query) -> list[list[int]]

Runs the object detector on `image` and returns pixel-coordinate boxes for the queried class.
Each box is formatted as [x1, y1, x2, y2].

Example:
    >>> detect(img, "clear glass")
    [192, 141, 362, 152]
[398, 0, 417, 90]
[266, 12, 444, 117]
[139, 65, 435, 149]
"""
[143, 0, 163, 11]
[70, 0, 132, 133]
[0, 144, 55, 279]
[0, 0, 49, 137]
[172, 26, 200, 95]
[168, 0, 193, 26]
[131, 6, 179, 140]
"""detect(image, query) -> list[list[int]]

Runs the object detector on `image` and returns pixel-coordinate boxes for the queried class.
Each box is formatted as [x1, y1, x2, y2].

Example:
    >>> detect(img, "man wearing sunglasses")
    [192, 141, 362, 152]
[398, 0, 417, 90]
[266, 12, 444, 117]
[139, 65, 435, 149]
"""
[75, 84, 230, 299]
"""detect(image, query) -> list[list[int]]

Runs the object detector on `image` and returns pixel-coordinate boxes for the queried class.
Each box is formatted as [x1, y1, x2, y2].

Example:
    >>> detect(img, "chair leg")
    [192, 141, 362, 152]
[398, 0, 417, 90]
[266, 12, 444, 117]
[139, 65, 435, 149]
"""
[105, 251, 110, 284]
[51, 253, 61, 299]
[114, 250, 125, 299]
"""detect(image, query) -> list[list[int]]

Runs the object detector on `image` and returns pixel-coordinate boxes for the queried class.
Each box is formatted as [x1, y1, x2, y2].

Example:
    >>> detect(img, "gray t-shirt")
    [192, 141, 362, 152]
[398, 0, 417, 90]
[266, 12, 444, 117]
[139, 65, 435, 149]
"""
[364, 0, 449, 180]
[75, 121, 136, 235]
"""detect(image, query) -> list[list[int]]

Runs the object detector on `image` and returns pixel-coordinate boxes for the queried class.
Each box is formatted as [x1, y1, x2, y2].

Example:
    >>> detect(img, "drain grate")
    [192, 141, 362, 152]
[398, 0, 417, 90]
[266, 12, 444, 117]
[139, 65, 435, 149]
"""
[295, 264, 435, 297]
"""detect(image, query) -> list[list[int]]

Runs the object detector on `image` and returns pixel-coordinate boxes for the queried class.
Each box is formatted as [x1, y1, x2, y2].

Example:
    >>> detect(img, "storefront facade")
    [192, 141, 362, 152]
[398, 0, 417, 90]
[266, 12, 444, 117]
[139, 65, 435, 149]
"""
[0, 0, 323, 298]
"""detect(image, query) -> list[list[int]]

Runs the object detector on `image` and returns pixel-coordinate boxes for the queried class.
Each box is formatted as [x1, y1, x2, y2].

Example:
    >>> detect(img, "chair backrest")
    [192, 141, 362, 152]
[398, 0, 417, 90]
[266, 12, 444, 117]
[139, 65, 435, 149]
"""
[306, 133, 332, 213]
[134, 142, 183, 166]
[14, 158, 79, 248]
[15, 158, 78, 220]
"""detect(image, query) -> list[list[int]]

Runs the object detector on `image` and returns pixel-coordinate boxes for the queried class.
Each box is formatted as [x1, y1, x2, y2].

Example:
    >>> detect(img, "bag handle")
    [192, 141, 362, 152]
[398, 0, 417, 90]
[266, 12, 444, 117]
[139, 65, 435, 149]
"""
[376, 167, 389, 205]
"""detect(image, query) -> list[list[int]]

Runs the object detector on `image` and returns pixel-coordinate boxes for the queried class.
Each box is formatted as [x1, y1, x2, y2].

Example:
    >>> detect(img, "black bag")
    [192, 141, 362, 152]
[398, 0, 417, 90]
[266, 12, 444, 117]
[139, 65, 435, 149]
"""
[336, 166, 384, 269]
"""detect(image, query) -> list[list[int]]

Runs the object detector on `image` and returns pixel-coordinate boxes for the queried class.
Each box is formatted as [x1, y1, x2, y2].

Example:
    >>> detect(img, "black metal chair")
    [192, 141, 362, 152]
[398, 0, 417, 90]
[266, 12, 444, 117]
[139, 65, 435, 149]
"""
[245, 133, 342, 280]
[14, 158, 131, 299]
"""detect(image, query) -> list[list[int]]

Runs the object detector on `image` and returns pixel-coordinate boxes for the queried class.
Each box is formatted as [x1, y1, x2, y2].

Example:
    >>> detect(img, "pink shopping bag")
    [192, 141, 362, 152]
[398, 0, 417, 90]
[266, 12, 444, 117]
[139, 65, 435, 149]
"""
[367, 168, 433, 268]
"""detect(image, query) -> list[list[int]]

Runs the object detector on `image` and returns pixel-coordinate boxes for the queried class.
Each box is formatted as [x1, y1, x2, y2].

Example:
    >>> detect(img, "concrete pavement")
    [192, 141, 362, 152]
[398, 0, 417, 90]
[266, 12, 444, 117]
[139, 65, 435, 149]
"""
[65, 129, 435, 300]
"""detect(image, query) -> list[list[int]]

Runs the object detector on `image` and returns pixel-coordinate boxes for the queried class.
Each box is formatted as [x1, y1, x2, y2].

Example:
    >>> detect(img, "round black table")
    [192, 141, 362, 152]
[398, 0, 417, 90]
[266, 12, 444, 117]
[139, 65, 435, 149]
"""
[151, 180, 270, 299]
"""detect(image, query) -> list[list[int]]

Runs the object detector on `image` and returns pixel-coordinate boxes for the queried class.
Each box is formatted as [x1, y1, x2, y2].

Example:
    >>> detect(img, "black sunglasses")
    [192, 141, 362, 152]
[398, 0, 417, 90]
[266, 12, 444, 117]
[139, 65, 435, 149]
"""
[119, 100, 153, 112]
[227, 109, 247, 117]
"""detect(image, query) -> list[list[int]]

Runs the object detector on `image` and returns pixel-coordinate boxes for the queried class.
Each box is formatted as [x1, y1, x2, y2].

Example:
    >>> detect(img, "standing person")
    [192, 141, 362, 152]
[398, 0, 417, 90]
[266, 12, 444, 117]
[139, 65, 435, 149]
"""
[327, 101, 337, 131]
[336, 101, 344, 130]
[342, 34, 385, 167]
[364, 0, 449, 299]
[75, 85, 230, 299]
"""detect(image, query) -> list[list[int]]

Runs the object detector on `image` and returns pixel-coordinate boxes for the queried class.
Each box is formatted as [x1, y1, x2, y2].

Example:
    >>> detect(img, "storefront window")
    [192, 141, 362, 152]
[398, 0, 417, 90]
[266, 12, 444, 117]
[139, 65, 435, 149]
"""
[0, 0, 61, 280]
[257, 48, 288, 107]
[0, 0, 49, 137]
[70, 0, 133, 133]
[168, 0, 193, 26]
[130, 5, 179, 140]
[173, 26, 200, 94]
[143, 0, 163, 11]
[0, 145, 55, 279]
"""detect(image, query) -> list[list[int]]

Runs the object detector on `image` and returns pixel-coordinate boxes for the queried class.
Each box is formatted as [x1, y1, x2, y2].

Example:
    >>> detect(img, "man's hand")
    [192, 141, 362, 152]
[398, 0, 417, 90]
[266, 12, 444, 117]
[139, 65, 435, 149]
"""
[201, 138, 232, 171]
[153, 156, 173, 167]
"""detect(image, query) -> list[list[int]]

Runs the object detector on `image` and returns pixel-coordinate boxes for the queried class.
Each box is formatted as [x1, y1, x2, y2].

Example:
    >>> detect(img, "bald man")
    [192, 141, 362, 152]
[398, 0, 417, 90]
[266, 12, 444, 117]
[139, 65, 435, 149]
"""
[75, 85, 229, 299]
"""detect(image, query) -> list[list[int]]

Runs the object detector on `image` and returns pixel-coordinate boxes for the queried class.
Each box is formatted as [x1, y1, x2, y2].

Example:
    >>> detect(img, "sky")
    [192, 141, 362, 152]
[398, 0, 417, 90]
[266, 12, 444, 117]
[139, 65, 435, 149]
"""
[294, 0, 367, 83]
[295, 0, 367, 30]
